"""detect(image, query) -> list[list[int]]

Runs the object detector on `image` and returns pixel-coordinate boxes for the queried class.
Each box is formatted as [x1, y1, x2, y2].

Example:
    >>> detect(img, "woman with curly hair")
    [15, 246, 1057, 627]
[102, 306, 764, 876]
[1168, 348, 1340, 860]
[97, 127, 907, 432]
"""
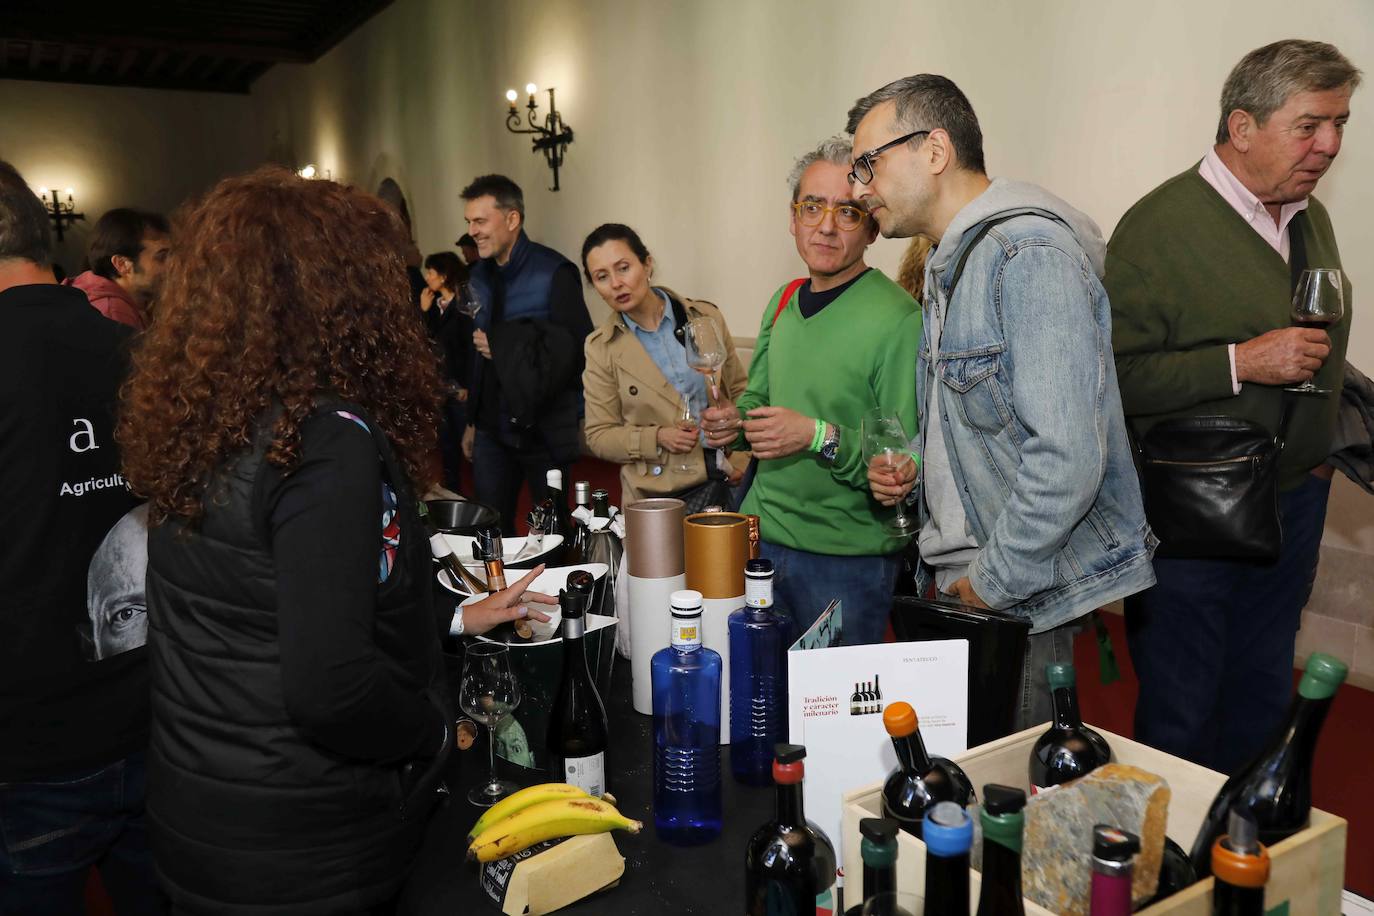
[119, 167, 549, 914]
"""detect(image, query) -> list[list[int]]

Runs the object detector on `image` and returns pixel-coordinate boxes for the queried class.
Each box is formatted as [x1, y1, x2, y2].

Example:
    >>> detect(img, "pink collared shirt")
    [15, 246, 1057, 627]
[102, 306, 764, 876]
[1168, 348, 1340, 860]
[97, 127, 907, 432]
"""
[1196, 149, 1310, 394]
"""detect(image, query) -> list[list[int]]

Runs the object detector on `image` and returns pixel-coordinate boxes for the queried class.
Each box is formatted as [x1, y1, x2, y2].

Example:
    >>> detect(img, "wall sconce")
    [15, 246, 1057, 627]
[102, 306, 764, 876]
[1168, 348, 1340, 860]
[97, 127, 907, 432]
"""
[296, 164, 332, 180]
[505, 83, 574, 191]
[36, 186, 85, 242]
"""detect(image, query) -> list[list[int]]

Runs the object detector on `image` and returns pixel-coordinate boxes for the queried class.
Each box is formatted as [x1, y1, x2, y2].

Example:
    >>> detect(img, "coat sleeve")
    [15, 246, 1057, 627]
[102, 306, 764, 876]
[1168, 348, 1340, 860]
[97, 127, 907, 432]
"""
[582, 334, 660, 464]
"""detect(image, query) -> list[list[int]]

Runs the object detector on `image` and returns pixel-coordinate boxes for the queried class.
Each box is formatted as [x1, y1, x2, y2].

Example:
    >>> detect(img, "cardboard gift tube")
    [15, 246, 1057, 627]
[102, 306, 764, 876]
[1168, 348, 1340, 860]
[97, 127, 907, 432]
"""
[624, 498, 687, 716]
[683, 512, 749, 599]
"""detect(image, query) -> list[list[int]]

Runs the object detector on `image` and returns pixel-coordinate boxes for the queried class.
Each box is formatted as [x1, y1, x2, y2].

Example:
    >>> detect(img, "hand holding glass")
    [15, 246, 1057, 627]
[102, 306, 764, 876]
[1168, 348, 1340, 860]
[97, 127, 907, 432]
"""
[455, 281, 484, 319]
[1285, 268, 1343, 395]
[459, 641, 522, 806]
[684, 318, 726, 403]
[862, 409, 918, 538]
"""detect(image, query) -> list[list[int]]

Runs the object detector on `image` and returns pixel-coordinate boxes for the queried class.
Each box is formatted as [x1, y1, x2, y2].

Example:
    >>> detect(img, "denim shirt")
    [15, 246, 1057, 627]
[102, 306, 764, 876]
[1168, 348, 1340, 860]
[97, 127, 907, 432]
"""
[916, 188, 1156, 632]
[622, 289, 709, 420]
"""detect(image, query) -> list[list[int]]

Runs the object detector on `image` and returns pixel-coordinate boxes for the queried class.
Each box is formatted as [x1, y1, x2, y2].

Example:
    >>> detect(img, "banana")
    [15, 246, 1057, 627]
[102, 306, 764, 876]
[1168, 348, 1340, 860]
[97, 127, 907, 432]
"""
[467, 796, 642, 862]
[467, 782, 591, 841]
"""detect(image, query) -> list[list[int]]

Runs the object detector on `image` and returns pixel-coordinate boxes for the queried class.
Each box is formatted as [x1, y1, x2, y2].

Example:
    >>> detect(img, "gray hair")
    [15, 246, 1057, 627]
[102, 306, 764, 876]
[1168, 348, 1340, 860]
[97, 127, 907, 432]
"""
[1217, 40, 1362, 144]
[0, 160, 51, 267]
[788, 134, 857, 202]
[846, 74, 986, 174]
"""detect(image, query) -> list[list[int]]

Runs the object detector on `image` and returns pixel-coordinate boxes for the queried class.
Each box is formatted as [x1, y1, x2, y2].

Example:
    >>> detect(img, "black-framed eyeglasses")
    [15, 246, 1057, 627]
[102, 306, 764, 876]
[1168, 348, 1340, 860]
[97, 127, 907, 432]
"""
[849, 130, 930, 185]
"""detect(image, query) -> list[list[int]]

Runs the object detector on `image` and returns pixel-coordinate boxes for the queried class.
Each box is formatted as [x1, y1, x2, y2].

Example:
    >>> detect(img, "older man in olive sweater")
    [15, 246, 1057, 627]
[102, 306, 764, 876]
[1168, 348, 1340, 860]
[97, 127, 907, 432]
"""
[1107, 40, 1361, 773]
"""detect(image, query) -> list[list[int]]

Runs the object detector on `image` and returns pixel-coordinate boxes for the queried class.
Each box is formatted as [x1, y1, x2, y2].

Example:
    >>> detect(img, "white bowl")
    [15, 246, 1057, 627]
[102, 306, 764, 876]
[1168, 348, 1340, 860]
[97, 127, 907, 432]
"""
[441, 533, 564, 571]
[437, 562, 610, 599]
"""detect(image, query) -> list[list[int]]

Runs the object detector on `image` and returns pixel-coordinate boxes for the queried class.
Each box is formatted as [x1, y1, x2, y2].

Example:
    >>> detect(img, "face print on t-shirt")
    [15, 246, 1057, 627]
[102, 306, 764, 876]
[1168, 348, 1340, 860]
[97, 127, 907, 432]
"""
[84, 503, 149, 661]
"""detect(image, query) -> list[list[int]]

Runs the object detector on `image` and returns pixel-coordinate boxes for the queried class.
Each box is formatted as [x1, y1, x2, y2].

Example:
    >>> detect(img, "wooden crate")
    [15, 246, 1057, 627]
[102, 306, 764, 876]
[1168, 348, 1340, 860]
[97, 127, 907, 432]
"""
[841, 724, 1347, 914]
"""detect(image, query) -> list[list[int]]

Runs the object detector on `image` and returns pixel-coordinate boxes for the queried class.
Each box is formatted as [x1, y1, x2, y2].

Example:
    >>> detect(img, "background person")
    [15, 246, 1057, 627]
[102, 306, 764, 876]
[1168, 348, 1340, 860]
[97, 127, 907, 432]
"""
[1108, 39, 1361, 773]
[65, 207, 169, 330]
[581, 223, 749, 507]
[421, 250, 473, 491]
[119, 167, 549, 914]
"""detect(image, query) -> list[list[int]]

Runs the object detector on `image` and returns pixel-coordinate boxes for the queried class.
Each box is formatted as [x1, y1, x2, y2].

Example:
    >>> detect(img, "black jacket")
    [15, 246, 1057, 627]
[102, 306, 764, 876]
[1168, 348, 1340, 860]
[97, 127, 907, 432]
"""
[146, 403, 449, 914]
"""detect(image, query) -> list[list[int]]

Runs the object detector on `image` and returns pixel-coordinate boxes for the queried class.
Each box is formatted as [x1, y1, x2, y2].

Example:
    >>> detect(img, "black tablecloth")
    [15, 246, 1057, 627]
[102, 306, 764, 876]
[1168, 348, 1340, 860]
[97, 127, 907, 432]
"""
[403, 653, 781, 915]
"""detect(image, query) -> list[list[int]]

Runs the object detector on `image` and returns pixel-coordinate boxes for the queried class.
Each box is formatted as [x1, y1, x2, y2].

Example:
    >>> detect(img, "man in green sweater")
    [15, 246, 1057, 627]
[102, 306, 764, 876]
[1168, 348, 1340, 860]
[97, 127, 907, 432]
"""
[1107, 40, 1361, 773]
[702, 134, 920, 645]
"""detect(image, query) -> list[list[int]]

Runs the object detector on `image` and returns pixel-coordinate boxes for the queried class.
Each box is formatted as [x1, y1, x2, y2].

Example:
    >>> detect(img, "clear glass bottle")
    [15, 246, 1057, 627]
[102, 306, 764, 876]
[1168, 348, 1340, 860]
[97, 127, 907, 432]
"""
[651, 589, 723, 845]
[728, 558, 792, 786]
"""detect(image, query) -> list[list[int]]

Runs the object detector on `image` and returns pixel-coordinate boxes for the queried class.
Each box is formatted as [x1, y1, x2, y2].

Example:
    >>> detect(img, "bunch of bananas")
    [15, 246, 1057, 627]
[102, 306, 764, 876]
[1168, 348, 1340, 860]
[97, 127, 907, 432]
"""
[466, 782, 641, 863]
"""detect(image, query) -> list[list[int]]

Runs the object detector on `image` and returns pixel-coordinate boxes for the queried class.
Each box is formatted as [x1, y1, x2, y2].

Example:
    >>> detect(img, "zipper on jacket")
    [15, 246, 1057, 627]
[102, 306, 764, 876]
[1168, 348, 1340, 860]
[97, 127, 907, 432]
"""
[1145, 455, 1258, 468]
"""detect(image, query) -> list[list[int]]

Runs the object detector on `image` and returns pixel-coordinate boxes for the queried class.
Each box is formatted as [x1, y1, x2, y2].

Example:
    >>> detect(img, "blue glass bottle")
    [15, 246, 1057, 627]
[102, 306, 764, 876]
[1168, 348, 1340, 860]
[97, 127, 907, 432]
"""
[729, 559, 793, 786]
[651, 589, 723, 845]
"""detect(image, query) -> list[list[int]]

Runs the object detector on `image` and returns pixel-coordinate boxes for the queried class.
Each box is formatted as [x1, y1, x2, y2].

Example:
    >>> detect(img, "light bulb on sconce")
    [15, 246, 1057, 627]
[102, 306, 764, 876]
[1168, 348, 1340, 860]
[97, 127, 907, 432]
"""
[525, 83, 538, 96]
[505, 88, 518, 103]
[64, 188, 74, 197]
[297, 164, 317, 179]
[34, 185, 85, 241]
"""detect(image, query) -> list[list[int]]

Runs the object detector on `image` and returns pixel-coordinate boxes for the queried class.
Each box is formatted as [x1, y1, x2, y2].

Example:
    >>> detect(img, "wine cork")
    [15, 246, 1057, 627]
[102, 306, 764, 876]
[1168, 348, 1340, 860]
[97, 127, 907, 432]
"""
[683, 511, 749, 599]
[624, 498, 686, 579]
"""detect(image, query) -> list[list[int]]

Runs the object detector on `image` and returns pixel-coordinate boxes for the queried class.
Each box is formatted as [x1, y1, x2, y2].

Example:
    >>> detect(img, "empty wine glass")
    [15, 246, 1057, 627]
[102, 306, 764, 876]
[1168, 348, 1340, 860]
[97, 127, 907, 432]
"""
[674, 395, 700, 474]
[1285, 268, 1343, 395]
[684, 317, 726, 403]
[455, 281, 484, 319]
[459, 640, 522, 806]
[862, 409, 918, 539]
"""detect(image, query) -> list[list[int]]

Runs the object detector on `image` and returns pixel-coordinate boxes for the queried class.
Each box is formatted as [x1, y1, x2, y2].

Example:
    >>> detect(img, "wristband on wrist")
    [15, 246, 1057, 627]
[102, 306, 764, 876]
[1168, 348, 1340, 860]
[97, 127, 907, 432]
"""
[810, 418, 826, 452]
[449, 606, 465, 636]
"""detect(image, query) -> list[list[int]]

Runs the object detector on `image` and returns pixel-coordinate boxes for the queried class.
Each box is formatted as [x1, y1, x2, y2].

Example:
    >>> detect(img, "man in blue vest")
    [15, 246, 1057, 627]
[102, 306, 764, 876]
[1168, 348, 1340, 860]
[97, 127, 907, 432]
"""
[461, 174, 593, 534]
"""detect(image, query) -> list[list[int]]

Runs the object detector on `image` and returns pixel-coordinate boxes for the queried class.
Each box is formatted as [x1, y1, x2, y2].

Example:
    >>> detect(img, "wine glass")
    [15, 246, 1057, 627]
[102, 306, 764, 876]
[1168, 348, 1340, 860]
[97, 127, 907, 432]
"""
[455, 281, 484, 319]
[1285, 268, 1343, 395]
[862, 409, 919, 539]
[459, 641, 522, 806]
[674, 395, 700, 473]
[684, 317, 726, 403]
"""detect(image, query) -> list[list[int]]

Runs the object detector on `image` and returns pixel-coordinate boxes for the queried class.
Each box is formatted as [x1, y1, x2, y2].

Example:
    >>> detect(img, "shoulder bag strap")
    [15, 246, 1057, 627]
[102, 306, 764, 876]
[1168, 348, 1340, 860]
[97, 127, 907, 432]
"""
[771, 278, 808, 326]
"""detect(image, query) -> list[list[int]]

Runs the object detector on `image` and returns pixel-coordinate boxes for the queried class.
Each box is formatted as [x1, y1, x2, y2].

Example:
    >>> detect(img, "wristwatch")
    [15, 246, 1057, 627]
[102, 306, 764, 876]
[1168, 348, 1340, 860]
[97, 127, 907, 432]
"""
[818, 423, 840, 463]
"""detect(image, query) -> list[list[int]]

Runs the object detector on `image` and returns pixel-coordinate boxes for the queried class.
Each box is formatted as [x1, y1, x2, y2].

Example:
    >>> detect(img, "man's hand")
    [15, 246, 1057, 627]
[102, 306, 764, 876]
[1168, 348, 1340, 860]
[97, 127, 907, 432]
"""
[948, 576, 990, 610]
[1235, 327, 1330, 385]
[462, 566, 557, 636]
[461, 425, 475, 460]
[473, 328, 493, 360]
[702, 398, 742, 449]
[742, 407, 815, 460]
[656, 424, 698, 454]
[869, 454, 917, 506]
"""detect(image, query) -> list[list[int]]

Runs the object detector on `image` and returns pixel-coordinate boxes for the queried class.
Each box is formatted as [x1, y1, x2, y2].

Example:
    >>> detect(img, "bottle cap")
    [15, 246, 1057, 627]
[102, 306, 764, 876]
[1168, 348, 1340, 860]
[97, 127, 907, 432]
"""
[574, 480, 591, 499]
[858, 818, 899, 869]
[981, 784, 1027, 816]
[1092, 824, 1140, 862]
[1297, 651, 1348, 700]
[670, 589, 704, 618]
[592, 488, 610, 500]
[922, 802, 973, 857]
[882, 701, 918, 738]
[546, 469, 563, 488]
[1046, 662, 1076, 690]
[474, 527, 503, 562]
[565, 569, 595, 594]
[745, 558, 774, 577]
[1213, 808, 1271, 889]
[772, 743, 806, 785]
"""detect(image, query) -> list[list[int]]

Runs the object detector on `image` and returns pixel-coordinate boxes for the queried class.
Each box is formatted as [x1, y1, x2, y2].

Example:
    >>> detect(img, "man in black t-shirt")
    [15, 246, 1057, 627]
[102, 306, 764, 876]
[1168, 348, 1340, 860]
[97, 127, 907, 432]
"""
[0, 161, 162, 913]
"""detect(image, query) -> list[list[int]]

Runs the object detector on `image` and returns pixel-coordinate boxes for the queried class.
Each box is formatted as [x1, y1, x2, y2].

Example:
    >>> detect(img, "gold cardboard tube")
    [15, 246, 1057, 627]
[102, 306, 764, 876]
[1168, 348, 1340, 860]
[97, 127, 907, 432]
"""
[684, 511, 749, 599]
[624, 498, 686, 579]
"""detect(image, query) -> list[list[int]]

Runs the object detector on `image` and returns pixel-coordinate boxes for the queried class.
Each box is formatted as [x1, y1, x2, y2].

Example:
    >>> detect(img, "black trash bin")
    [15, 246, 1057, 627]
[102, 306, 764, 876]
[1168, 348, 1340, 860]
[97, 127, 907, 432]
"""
[890, 595, 1031, 748]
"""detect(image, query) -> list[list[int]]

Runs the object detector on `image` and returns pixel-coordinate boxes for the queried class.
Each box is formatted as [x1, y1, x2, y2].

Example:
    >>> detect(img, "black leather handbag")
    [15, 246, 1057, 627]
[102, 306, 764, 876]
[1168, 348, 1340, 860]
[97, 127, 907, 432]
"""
[1136, 406, 1290, 562]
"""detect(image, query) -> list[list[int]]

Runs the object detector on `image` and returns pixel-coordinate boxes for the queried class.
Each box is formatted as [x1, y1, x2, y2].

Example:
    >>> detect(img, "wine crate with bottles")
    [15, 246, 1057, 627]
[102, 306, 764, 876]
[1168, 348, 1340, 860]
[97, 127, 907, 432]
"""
[840, 725, 1346, 914]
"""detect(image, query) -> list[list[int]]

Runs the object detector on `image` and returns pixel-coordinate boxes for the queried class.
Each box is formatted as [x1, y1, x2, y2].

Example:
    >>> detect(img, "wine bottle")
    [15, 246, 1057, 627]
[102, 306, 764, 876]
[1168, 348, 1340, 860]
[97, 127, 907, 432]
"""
[565, 479, 592, 565]
[861, 681, 872, 714]
[975, 784, 1026, 916]
[850, 682, 863, 717]
[546, 570, 610, 795]
[1139, 836, 1197, 906]
[473, 527, 508, 592]
[881, 701, 975, 839]
[419, 503, 487, 594]
[592, 488, 611, 519]
[844, 818, 914, 916]
[1088, 825, 1138, 916]
[922, 801, 972, 916]
[871, 674, 883, 715]
[1188, 652, 1347, 876]
[744, 744, 837, 916]
[729, 558, 792, 785]
[651, 589, 723, 845]
[1211, 808, 1269, 916]
[1029, 662, 1111, 793]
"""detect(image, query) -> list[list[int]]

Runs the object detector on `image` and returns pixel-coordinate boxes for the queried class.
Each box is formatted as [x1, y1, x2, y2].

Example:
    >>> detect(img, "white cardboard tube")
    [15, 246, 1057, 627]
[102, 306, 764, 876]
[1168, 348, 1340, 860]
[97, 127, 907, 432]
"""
[628, 572, 686, 715]
[701, 594, 745, 743]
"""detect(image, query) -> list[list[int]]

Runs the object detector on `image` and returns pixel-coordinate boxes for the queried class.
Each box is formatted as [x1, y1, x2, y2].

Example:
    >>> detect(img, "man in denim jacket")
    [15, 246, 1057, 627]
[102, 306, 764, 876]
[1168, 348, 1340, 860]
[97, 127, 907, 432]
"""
[849, 75, 1156, 730]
